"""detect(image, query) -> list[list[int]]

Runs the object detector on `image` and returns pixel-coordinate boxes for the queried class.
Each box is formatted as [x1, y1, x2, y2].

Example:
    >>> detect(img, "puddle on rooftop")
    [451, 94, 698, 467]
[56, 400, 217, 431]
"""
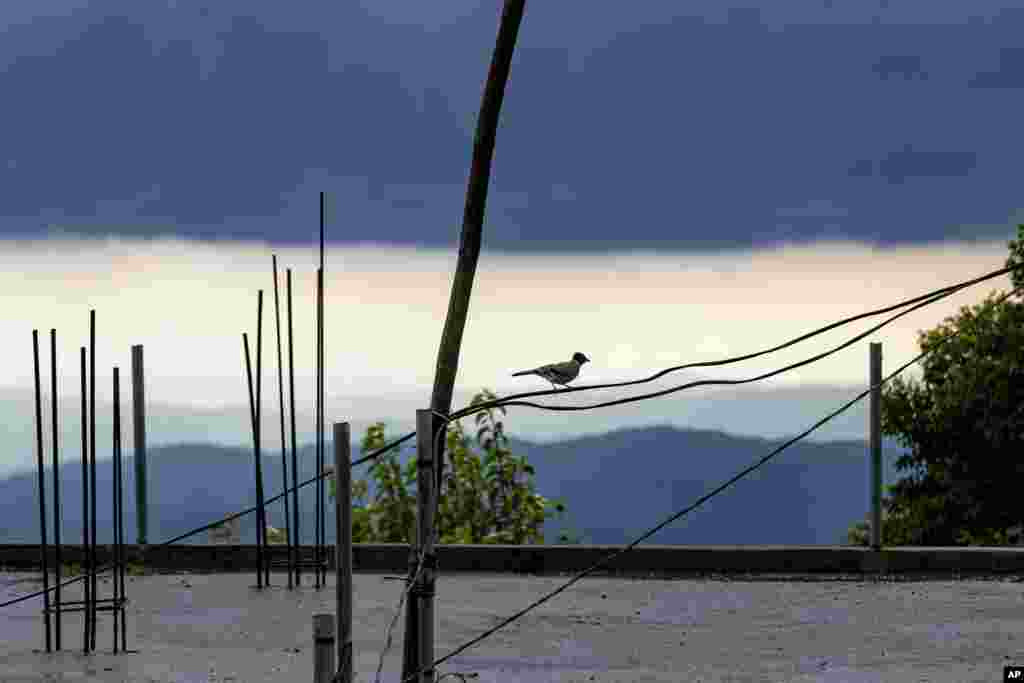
[152, 606, 247, 627]
[445, 637, 610, 673]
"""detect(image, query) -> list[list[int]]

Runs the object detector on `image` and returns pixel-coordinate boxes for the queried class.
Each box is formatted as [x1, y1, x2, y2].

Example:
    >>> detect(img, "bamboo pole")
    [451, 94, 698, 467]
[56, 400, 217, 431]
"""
[32, 329, 52, 652]
[415, 409, 438, 683]
[406, 1, 528, 676]
[313, 613, 336, 683]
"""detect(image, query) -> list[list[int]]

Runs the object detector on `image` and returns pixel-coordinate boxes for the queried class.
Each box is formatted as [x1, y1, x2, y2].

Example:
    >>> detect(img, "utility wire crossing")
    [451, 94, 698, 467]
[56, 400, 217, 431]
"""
[4, 262, 1022, 681]
[396, 282, 1024, 683]
[4, 260, 1021, 612]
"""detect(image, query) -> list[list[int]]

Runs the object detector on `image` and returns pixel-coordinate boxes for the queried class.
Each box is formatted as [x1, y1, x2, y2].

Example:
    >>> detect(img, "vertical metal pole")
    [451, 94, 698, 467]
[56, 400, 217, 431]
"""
[243, 333, 262, 589]
[112, 367, 120, 654]
[286, 268, 300, 586]
[115, 365, 127, 652]
[131, 345, 148, 549]
[315, 194, 323, 589]
[334, 422, 353, 683]
[32, 330, 52, 653]
[89, 310, 97, 651]
[314, 277, 322, 590]
[318, 267, 326, 587]
[415, 409, 437, 683]
[271, 256, 293, 589]
[319, 194, 325, 590]
[870, 342, 883, 550]
[80, 346, 90, 653]
[313, 613, 336, 683]
[50, 329, 61, 651]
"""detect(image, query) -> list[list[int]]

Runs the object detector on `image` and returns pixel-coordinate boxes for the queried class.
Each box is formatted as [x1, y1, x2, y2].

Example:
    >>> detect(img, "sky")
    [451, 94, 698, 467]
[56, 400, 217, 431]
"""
[1, 1, 1022, 476]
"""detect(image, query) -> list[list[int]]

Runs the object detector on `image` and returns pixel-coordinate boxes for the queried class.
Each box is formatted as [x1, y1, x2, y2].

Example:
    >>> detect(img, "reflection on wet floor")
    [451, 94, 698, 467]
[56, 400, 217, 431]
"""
[445, 637, 609, 674]
[1, 573, 50, 645]
[152, 606, 247, 627]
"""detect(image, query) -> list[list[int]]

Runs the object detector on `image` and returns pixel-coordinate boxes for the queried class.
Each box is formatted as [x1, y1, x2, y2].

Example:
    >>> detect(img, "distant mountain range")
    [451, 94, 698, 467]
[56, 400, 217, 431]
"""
[0, 426, 906, 547]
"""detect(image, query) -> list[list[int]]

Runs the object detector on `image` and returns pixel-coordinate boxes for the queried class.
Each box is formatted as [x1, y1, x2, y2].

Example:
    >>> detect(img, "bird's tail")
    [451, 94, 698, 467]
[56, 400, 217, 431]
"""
[511, 370, 534, 377]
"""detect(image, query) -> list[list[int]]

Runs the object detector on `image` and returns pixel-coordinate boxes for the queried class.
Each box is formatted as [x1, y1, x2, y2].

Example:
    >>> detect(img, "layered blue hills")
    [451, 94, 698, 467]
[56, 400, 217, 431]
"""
[0, 425, 905, 547]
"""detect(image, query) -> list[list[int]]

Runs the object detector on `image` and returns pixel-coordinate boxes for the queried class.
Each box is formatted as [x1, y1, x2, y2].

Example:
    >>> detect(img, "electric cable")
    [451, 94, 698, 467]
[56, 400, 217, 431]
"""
[443, 262, 1023, 422]
[470, 260, 1024, 404]
[0, 435, 411, 610]
[463, 277, 971, 415]
[396, 284, 1022, 683]
[4, 264, 1019, 610]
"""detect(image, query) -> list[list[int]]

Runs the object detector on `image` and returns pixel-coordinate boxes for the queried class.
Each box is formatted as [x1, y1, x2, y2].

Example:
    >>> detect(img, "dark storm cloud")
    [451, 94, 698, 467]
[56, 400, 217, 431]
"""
[848, 144, 978, 185]
[848, 160, 874, 178]
[1, 2, 1023, 251]
[0, 10, 468, 236]
[878, 144, 978, 184]
[872, 55, 928, 80]
[969, 47, 1024, 89]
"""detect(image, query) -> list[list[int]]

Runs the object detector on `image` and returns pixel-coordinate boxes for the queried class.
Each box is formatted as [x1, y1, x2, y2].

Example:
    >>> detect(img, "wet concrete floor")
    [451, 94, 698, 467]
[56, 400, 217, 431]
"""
[1, 570, 1023, 682]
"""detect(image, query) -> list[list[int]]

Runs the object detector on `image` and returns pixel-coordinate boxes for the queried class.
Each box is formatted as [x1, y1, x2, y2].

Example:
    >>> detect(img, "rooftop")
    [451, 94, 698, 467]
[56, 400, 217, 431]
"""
[2, 566, 1023, 682]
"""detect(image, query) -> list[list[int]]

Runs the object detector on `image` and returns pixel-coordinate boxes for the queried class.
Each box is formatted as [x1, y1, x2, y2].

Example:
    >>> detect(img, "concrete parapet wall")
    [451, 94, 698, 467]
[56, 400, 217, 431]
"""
[3, 544, 1024, 577]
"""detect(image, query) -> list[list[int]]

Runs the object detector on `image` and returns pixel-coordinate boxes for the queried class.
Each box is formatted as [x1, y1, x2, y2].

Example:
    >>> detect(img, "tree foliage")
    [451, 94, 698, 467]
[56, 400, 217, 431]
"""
[847, 224, 1024, 546]
[327, 389, 583, 545]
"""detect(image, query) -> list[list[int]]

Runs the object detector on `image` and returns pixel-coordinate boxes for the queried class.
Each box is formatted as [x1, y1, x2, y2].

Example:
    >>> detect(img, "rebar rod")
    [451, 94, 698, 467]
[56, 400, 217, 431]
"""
[114, 366, 127, 652]
[317, 266, 325, 587]
[32, 330, 52, 652]
[272, 255, 293, 588]
[243, 332, 263, 589]
[313, 298, 321, 588]
[79, 346, 89, 653]
[256, 290, 268, 587]
[89, 311, 97, 650]
[112, 368, 120, 654]
[318, 192, 326, 587]
[287, 268, 300, 586]
[50, 329, 61, 650]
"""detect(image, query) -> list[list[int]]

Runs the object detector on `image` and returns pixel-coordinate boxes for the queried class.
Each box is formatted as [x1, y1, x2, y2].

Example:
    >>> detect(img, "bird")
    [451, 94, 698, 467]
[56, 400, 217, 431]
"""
[511, 352, 590, 390]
